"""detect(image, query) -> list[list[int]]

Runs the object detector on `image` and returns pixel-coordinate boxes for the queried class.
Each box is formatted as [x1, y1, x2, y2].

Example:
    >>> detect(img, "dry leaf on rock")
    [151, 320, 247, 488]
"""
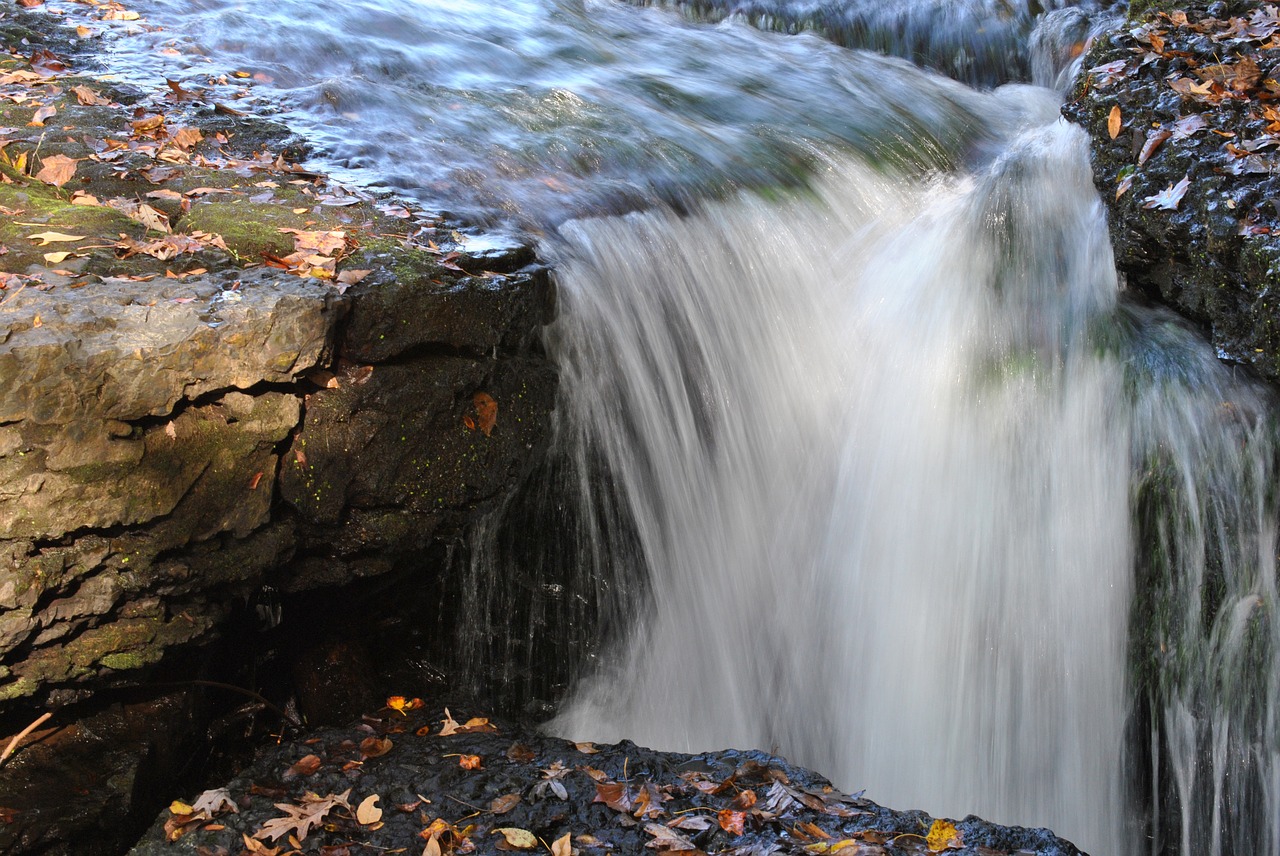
[493, 828, 538, 850]
[28, 231, 85, 246]
[35, 154, 77, 187]
[255, 790, 351, 843]
[356, 794, 382, 825]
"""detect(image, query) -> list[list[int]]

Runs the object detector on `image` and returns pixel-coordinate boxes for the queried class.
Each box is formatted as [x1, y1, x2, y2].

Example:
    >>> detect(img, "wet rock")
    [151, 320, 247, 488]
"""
[1062, 1, 1280, 382]
[127, 705, 1086, 856]
[0, 9, 558, 715]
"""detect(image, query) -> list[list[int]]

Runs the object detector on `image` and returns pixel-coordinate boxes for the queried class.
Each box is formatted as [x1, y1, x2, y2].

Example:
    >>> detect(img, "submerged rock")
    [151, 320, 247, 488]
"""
[127, 704, 1086, 856]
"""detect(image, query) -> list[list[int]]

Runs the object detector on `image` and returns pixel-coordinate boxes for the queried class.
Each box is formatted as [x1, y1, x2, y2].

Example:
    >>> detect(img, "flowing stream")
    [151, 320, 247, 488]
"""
[97, 0, 1280, 852]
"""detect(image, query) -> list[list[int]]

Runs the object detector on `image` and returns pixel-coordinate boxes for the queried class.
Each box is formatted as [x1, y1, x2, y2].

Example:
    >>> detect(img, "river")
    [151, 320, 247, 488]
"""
[101, 1, 1280, 853]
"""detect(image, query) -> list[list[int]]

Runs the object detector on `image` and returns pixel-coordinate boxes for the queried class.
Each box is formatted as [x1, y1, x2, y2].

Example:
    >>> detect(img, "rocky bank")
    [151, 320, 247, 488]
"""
[1063, 0, 1280, 382]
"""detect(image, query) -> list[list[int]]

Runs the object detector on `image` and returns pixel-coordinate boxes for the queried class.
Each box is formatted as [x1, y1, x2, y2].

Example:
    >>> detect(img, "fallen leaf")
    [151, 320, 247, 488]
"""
[551, 832, 572, 856]
[459, 754, 482, 770]
[192, 788, 238, 817]
[593, 782, 633, 813]
[336, 268, 371, 286]
[926, 818, 962, 852]
[718, 810, 746, 835]
[356, 795, 382, 825]
[284, 754, 322, 779]
[643, 823, 696, 851]
[28, 105, 56, 127]
[493, 828, 538, 850]
[255, 790, 351, 843]
[35, 154, 77, 187]
[42, 251, 71, 264]
[573, 741, 600, 754]
[1139, 128, 1172, 165]
[28, 231, 84, 246]
[71, 85, 112, 106]
[423, 837, 442, 856]
[360, 736, 393, 758]
[1107, 105, 1122, 140]
[1142, 175, 1192, 211]
[473, 392, 497, 437]
[489, 794, 521, 814]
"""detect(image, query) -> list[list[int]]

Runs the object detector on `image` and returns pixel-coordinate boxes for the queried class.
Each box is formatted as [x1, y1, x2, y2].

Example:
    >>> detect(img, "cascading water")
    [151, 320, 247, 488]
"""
[103, 0, 1280, 850]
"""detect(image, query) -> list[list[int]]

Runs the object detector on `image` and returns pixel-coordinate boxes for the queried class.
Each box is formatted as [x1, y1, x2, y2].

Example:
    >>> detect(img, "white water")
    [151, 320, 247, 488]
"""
[531, 99, 1279, 855]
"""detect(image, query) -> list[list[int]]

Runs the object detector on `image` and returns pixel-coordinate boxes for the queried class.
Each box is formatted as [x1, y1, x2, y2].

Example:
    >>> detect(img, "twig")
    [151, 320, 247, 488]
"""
[0, 711, 52, 767]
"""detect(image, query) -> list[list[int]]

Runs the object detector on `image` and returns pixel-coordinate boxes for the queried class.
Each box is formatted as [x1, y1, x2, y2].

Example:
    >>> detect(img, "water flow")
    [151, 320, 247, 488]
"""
[494, 112, 1280, 856]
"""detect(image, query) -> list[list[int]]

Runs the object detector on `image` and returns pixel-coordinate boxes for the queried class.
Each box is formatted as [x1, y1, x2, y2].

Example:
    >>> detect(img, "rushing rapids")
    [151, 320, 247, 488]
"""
[105, 0, 1280, 852]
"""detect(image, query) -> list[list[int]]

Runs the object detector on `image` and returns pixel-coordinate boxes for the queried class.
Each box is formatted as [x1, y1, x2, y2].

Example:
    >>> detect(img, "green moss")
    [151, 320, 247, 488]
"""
[0, 676, 37, 702]
[99, 652, 146, 671]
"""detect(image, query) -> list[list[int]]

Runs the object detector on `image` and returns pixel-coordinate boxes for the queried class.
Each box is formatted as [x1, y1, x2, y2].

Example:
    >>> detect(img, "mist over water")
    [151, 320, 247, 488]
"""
[104, 0, 1280, 851]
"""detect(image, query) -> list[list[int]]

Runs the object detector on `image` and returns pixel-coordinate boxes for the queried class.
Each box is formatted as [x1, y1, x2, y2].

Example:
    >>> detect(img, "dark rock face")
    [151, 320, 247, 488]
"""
[1062, 1, 1280, 382]
[0, 250, 556, 710]
[126, 705, 1086, 856]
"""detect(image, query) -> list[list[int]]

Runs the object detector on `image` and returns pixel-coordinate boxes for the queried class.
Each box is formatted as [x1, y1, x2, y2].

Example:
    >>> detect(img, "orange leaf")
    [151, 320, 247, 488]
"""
[1107, 105, 1121, 140]
[718, 809, 745, 835]
[459, 754, 482, 770]
[473, 392, 497, 437]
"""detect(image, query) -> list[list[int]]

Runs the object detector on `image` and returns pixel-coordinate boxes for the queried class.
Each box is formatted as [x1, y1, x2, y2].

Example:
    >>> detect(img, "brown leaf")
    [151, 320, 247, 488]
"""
[643, 823, 695, 851]
[551, 832, 572, 856]
[28, 105, 56, 127]
[35, 154, 78, 187]
[489, 794, 521, 814]
[172, 127, 203, 150]
[71, 85, 112, 107]
[359, 736, 393, 758]
[254, 790, 351, 843]
[506, 743, 536, 763]
[473, 392, 497, 437]
[132, 115, 165, 135]
[1139, 128, 1172, 165]
[1107, 105, 1121, 140]
[284, 754, 322, 779]
[593, 782, 633, 813]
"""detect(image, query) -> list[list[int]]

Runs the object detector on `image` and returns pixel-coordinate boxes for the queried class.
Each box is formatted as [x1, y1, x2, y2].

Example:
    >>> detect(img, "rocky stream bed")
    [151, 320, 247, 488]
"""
[1, 0, 1279, 854]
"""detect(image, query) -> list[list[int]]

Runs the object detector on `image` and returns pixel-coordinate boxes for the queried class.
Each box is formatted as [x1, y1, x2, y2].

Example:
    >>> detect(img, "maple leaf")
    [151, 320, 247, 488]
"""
[593, 781, 633, 813]
[35, 155, 77, 187]
[1142, 175, 1192, 211]
[254, 790, 351, 842]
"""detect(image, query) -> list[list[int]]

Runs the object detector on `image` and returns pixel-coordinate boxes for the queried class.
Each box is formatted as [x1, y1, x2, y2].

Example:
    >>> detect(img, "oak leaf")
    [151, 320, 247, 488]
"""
[255, 790, 351, 843]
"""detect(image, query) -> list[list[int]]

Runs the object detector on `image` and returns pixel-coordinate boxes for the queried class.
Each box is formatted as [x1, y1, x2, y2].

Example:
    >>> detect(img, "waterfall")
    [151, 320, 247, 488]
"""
[461, 97, 1280, 856]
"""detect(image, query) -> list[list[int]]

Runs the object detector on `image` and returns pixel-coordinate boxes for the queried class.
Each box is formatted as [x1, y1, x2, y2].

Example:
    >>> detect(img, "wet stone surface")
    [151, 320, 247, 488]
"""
[1063, 0, 1280, 382]
[128, 705, 1085, 856]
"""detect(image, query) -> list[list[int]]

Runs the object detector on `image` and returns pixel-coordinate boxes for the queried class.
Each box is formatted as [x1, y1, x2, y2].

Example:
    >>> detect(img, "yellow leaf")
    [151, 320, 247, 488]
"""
[28, 231, 85, 246]
[493, 828, 538, 850]
[355, 794, 382, 825]
[551, 832, 572, 856]
[1107, 104, 1122, 140]
[926, 818, 962, 852]
[43, 251, 71, 264]
[169, 800, 195, 816]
